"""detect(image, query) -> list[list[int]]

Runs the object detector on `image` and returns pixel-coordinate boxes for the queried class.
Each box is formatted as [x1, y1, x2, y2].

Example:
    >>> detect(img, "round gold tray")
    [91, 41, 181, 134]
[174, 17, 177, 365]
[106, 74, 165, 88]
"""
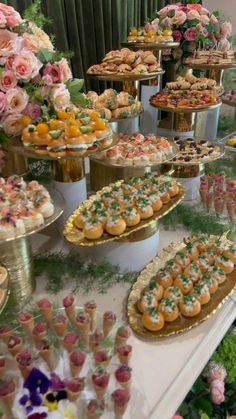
[127, 234, 236, 338]
[90, 140, 178, 169]
[222, 96, 236, 107]
[0, 188, 65, 244]
[9, 133, 118, 161]
[150, 101, 222, 113]
[169, 144, 224, 166]
[87, 71, 165, 82]
[0, 266, 10, 315]
[185, 62, 236, 70]
[121, 41, 179, 50]
[64, 181, 185, 246]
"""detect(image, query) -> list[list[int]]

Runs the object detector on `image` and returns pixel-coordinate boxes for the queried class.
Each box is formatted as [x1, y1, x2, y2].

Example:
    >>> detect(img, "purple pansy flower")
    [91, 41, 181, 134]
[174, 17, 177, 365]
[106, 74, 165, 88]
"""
[19, 391, 42, 413]
[50, 373, 65, 391]
[24, 368, 51, 395]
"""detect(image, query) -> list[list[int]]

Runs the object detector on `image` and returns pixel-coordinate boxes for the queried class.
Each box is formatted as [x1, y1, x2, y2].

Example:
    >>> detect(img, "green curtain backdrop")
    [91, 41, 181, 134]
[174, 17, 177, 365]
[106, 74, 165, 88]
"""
[2, 0, 181, 91]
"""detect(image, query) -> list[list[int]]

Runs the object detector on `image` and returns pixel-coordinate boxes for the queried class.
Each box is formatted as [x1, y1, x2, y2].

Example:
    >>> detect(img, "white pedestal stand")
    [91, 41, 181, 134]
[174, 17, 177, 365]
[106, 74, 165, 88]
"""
[111, 117, 139, 134]
[140, 85, 159, 134]
[175, 176, 200, 201]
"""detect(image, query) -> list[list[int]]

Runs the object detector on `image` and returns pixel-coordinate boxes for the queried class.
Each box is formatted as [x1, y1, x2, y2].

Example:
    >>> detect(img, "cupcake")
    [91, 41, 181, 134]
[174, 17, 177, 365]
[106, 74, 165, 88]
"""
[179, 295, 201, 317]
[159, 298, 179, 322]
[115, 364, 132, 389]
[117, 345, 132, 365]
[103, 311, 116, 337]
[92, 367, 110, 399]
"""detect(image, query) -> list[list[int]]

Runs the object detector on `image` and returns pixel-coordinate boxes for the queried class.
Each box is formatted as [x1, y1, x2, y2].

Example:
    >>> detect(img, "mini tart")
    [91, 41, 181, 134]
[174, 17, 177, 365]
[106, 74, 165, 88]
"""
[136, 292, 158, 314]
[223, 245, 236, 264]
[197, 255, 211, 272]
[105, 215, 126, 236]
[195, 236, 208, 252]
[212, 239, 229, 255]
[168, 183, 179, 197]
[136, 197, 153, 219]
[200, 273, 219, 294]
[159, 298, 179, 322]
[83, 218, 103, 240]
[163, 286, 183, 304]
[185, 242, 199, 261]
[148, 279, 164, 301]
[74, 208, 90, 229]
[174, 273, 193, 295]
[165, 259, 182, 279]
[201, 247, 215, 265]
[155, 268, 173, 288]
[141, 307, 165, 331]
[215, 254, 234, 274]
[175, 251, 191, 268]
[179, 295, 201, 317]
[122, 206, 140, 227]
[191, 283, 210, 305]
[209, 265, 226, 284]
[148, 193, 163, 212]
[184, 262, 202, 283]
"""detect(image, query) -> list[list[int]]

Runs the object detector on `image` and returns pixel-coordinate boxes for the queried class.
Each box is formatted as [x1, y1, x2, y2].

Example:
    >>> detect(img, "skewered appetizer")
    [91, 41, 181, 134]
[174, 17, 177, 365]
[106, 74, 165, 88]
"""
[72, 174, 181, 240]
[0, 176, 54, 239]
[94, 132, 174, 166]
[150, 89, 221, 109]
[137, 235, 236, 332]
[165, 74, 222, 95]
[21, 109, 112, 157]
[127, 26, 174, 43]
[87, 48, 161, 75]
[171, 136, 222, 164]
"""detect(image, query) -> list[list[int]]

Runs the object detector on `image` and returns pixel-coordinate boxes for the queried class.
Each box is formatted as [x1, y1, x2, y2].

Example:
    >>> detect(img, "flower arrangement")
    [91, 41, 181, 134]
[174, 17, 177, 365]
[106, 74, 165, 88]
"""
[147, 0, 232, 63]
[0, 1, 86, 141]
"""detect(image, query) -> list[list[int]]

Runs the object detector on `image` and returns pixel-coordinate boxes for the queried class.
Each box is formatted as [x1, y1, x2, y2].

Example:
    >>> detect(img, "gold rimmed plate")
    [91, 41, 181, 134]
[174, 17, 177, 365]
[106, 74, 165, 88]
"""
[121, 41, 179, 50]
[127, 234, 236, 339]
[87, 71, 165, 82]
[64, 181, 185, 246]
[185, 62, 236, 70]
[149, 101, 222, 113]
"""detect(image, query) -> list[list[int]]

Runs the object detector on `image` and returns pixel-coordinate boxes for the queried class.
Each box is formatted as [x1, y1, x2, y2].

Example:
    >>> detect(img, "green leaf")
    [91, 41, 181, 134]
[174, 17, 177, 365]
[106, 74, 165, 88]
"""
[37, 48, 53, 63]
[66, 79, 84, 93]
[0, 131, 10, 144]
[192, 378, 208, 395]
[194, 398, 213, 417]
[0, 67, 4, 79]
[71, 92, 89, 107]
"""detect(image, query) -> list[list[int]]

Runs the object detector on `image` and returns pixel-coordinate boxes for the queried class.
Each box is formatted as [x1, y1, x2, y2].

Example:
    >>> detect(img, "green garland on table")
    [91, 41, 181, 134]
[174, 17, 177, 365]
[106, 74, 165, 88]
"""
[34, 251, 138, 295]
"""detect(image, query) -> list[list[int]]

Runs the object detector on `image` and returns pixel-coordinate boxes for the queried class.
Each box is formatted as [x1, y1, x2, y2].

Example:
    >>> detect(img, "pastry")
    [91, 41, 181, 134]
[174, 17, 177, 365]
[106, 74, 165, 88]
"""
[223, 245, 236, 264]
[117, 344, 132, 365]
[84, 300, 97, 331]
[148, 279, 164, 301]
[115, 326, 131, 346]
[63, 331, 79, 353]
[209, 265, 226, 284]
[192, 283, 210, 305]
[94, 349, 112, 368]
[174, 273, 193, 295]
[185, 242, 199, 261]
[155, 268, 173, 288]
[175, 251, 191, 268]
[136, 292, 158, 313]
[179, 295, 201, 317]
[66, 378, 85, 401]
[159, 298, 179, 322]
[83, 218, 104, 240]
[86, 399, 105, 419]
[74, 208, 90, 229]
[69, 351, 86, 377]
[200, 273, 219, 294]
[103, 311, 116, 337]
[63, 295, 76, 323]
[141, 307, 165, 331]
[111, 389, 130, 418]
[136, 197, 154, 219]
[76, 311, 91, 347]
[163, 286, 183, 304]
[165, 259, 182, 279]
[37, 298, 53, 322]
[184, 262, 202, 283]
[105, 215, 126, 236]
[215, 255, 234, 274]
[92, 367, 110, 399]
[197, 255, 211, 272]
[122, 206, 140, 226]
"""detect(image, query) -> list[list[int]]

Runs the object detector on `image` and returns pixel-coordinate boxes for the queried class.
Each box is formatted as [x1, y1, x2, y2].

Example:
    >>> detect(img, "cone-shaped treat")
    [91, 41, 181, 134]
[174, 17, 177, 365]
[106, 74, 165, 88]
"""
[117, 345, 132, 365]
[115, 326, 131, 348]
[36, 340, 55, 371]
[227, 199, 236, 222]
[90, 330, 104, 353]
[115, 365, 132, 389]
[206, 192, 214, 213]
[214, 196, 224, 217]
[76, 311, 91, 347]
[103, 311, 116, 337]
[111, 388, 130, 418]
[32, 322, 47, 343]
[51, 313, 68, 338]
[63, 295, 76, 323]
[84, 301, 97, 331]
[7, 335, 23, 357]
[69, 351, 86, 377]
[63, 331, 79, 353]
[0, 378, 16, 414]
[0, 357, 6, 379]
[0, 326, 12, 342]
[199, 184, 207, 208]
[66, 377, 85, 401]
[85, 399, 105, 419]
[94, 349, 112, 368]
[37, 298, 53, 322]
[92, 366, 110, 400]
[18, 312, 34, 334]
[16, 349, 33, 379]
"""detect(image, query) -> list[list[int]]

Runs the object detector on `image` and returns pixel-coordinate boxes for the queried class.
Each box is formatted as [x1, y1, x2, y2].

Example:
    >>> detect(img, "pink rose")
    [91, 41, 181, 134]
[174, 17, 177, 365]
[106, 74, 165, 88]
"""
[24, 101, 41, 123]
[6, 11, 21, 28]
[0, 92, 7, 113]
[172, 30, 182, 43]
[210, 15, 218, 25]
[200, 14, 210, 25]
[42, 74, 53, 86]
[0, 4, 15, 13]
[56, 58, 72, 83]
[51, 84, 71, 111]
[0, 70, 17, 91]
[171, 416, 183, 419]
[1, 113, 24, 136]
[151, 18, 159, 29]
[6, 87, 28, 112]
[0, 11, 6, 28]
[144, 22, 152, 32]
[0, 29, 21, 65]
[12, 49, 42, 80]
[221, 22, 232, 38]
[171, 11, 187, 26]
[186, 4, 202, 12]
[207, 363, 227, 383]
[187, 10, 200, 20]
[210, 379, 225, 405]
[200, 7, 210, 15]
[159, 4, 180, 18]
[5, 54, 16, 70]
[162, 17, 172, 28]
[196, 23, 208, 37]
[43, 63, 61, 83]
[184, 28, 197, 42]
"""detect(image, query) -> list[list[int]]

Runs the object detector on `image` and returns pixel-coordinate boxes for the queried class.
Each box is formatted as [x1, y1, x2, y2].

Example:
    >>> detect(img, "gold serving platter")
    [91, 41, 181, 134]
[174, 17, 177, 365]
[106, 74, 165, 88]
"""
[185, 62, 236, 70]
[127, 235, 235, 339]
[150, 101, 222, 113]
[222, 97, 236, 107]
[121, 41, 179, 50]
[87, 71, 165, 82]
[64, 181, 185, 246]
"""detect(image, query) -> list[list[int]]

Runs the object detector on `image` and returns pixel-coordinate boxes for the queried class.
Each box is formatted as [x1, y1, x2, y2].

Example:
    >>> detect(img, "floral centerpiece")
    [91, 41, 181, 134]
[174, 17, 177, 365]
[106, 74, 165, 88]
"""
[0, 1, 86, 142]
[146, 0, 232, 65]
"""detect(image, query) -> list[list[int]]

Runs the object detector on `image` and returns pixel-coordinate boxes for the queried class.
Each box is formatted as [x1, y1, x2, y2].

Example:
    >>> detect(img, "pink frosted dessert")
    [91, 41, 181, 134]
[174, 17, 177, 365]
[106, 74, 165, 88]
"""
[94, 349, 112, 367]
[70, 351, 86, 377]
[92, 367, 110, 399]
[7, 335, 23, 357]
[103, 311, 116, 337]
[90, 330, 104, 352]
[86, 399, 105, 418]
[32, 322, 47, 341]
[51, 313, 67, 337]
[37, 298, 53, 321]
[115, 326, 131, 346]
[66, 377, 85, 401]
[115, 365, 132, 389]
[111, 388, 130, 417]
[117, 345, 132, 364]
[16, 350, 32, 378]
[0, 326, 12, 341]
[63, 295, 76, 322]
[63, 331, 78, 353]
[0, 357, 5, 378]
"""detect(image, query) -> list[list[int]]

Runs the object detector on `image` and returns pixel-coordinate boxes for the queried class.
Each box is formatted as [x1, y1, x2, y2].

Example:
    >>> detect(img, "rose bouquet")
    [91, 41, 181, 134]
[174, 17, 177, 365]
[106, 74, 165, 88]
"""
[0, 2, 86, 142]
[148, 0, 232, 63]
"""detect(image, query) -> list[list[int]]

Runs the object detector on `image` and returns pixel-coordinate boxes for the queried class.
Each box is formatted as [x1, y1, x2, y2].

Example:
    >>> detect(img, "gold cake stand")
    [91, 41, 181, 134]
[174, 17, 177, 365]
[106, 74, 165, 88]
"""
[185, 62, 236, 86]
[0, 189, 65, 307]
[121, 41, 180, 65]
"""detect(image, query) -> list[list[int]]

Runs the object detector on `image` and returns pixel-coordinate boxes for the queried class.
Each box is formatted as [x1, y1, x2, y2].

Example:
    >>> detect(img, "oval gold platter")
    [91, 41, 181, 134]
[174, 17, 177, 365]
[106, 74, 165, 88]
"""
[149, 101, 222, 113]
[127, 234, 235, 339]
[64, 181, 185, 246]
[87, 71, 165, 82]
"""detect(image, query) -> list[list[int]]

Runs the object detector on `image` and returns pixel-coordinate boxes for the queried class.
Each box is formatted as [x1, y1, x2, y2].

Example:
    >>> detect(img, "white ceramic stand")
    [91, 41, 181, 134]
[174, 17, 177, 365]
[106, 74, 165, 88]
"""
[195, 106, 221, 140]
[53, 178, 87, 228]
[140, 85, 159, 134]
[83, 229, 160, 271]
[156, 125, 195, 138]
[176, 176, 200, 201]
[111, 117, 139, 134]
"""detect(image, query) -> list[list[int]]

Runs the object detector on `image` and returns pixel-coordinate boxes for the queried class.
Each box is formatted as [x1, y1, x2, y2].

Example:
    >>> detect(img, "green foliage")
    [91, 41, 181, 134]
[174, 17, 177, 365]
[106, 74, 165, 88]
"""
[52, 50, 74, 63]
[211, 332, 236, 384]
[23, 0, 52, 28]
[0, 131, 9, 144]
[66, 79, 88, 106]
[217, 113, 234, 139]
[37, 48, 53, 64]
